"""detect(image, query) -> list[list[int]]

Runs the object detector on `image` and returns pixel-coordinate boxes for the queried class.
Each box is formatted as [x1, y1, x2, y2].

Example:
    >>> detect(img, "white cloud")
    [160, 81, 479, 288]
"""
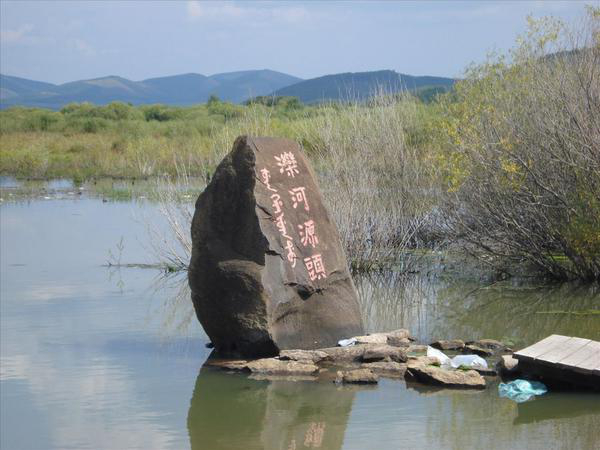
[73, 38, 96, 56]
[272, 6, 309, 23]
[0, 24, 34, 43]
[187, 1, 245, 20]
[186, 1, 309, 24]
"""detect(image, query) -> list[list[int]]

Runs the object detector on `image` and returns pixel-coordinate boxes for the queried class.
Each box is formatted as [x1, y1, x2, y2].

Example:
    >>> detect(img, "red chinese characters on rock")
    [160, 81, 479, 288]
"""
[298, 220, 318, 248]
[303, 254, 327, 281]
[259, 151, 327, 281]
[289, 187, 310, 211]
[275, 152, 300, 178]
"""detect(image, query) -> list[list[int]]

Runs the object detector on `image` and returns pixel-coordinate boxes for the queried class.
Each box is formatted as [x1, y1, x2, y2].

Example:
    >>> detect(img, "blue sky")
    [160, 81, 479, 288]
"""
[0, 1, 591, 84]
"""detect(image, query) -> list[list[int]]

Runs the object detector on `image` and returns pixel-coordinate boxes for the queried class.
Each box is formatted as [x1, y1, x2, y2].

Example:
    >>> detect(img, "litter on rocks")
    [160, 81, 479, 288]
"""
[338, 338, 357, 347]
[449, 354, 488, 369]
[498, 379, 548, 403]
[426, 346, 489, 369]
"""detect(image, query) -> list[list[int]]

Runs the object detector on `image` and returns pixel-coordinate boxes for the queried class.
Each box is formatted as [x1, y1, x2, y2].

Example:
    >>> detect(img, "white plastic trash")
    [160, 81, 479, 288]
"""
[450, 354, 488, 369]
[338, 338, 357, 347]
[427, 346, 489, 369]
[426, 346, 451, 366]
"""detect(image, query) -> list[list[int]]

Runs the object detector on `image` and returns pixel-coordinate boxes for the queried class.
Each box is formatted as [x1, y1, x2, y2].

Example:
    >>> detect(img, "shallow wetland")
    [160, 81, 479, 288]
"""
[1, 178, 599, 450]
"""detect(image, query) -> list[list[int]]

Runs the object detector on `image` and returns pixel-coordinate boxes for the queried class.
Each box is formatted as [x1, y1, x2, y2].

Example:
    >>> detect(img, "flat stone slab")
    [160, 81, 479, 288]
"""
[335, 369, 379, 384]
[205, 357, 319, 376]
[360, 361, 407, 377]
[279, 349, 330, 364]
[361, 345, 408, 363]
[246, 358, 319, 375]
[407, 364, 486, 389]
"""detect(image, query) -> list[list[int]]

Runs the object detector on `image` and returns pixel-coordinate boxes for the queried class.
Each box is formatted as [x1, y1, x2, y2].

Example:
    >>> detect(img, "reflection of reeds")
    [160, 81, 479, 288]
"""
[354, 271, 600, 345]
[147, 272, 196, 338]
[355, 270, 442, 340]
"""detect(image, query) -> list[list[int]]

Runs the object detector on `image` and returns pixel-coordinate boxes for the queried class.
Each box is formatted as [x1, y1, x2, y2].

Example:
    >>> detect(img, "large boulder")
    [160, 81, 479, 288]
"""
[188, 136, 364, 356]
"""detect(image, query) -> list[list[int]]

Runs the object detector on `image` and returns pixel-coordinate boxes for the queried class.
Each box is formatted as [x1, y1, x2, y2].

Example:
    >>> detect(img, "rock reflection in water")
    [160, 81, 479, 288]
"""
[187, 364, 356, 450]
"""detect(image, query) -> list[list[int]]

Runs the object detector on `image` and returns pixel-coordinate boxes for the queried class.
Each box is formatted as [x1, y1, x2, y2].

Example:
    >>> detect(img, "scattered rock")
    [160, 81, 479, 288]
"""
[361, 345, 408, 363]
[496, 355, 520, 376]
[464, 344, 494, 357]
[385, 329, 411, 340]
[407, 356, 441, 368]
[319, 345, 367, 362]
[466, 339, 512, 355]
[387, 336, 411, 347]
[406, 344, 428, 354]
[466, 339, 506, 351]
[335, 369, 379, 384]
[361, 362, 407, 378]
[188, 136, 364, 357]
[353, 334, 389, 345]
[246, 358, 319, 375]
[431, 339, 465, 350]
[407, 364, 486, 389]
[279, 349, 329, 364]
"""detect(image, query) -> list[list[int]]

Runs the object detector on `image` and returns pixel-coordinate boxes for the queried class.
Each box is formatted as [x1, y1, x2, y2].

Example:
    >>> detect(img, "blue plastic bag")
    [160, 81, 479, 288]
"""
[498, 379, 548, 403]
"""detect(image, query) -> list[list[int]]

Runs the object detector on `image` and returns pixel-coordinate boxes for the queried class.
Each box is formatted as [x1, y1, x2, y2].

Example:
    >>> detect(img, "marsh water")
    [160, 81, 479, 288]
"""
[1, 178, 599, 450]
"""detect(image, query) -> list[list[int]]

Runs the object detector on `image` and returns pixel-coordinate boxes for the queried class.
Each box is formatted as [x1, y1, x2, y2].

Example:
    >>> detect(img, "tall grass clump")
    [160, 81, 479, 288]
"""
[439, 9, 600, 281]
[300, 94, 438, 272]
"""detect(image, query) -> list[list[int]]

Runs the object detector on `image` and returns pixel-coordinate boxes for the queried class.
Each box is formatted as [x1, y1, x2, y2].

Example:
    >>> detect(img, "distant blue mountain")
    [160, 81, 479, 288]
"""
[1, 69, 456, 109]
[271, 70, 455, 103]
[0, 70, 303, 109]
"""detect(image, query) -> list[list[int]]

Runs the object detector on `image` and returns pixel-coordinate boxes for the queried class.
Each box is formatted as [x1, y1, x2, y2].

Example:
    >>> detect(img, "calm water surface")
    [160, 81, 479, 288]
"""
[1, 180, 599, 450]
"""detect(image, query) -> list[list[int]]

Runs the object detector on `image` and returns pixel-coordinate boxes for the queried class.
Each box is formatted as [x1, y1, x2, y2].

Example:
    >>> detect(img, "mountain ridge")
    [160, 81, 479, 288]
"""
[0, 69, 455, 109]
[271, 69, 455, 103]
[0, 70, 302, 109]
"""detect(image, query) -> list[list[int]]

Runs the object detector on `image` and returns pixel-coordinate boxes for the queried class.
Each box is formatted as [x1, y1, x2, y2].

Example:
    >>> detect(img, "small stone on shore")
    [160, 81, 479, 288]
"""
[431, 339, 465, 350]
[335, 369, 379, 384]
[387, 336, 411, 347]
[361, 345, 408, 363]
[496, 355, 520, 376]
[464, 344, 494, 357]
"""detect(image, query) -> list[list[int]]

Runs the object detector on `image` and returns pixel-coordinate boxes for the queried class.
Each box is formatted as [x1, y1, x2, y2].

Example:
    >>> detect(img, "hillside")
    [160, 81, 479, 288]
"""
[271, 70, 455, 103]
[0, 74, 58, 101]
[0, 70, 302, 109]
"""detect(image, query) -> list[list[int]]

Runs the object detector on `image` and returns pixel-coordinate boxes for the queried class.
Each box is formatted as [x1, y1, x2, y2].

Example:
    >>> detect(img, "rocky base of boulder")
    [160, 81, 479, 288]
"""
[206, 330, 511, 390]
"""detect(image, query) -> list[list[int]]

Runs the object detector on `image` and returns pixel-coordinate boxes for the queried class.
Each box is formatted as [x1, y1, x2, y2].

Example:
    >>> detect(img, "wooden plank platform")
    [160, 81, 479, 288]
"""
[514, 334, 600, 388]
